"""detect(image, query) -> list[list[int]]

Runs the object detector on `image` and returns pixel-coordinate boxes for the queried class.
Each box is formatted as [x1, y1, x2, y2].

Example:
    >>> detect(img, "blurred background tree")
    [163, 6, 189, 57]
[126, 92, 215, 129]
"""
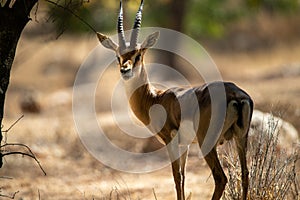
[47, 0, 300, 39]
[46, 0, 300, 75]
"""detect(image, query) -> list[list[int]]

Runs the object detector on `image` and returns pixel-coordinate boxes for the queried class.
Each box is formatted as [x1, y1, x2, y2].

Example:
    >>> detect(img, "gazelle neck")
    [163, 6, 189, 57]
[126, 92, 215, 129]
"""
[123, 64, 159, 125]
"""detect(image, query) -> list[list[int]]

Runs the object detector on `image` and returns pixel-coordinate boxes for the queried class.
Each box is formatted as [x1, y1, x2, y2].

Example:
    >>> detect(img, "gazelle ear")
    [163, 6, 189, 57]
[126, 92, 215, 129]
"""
[141, 31, 159, 50]
[97, 32, 118, 52]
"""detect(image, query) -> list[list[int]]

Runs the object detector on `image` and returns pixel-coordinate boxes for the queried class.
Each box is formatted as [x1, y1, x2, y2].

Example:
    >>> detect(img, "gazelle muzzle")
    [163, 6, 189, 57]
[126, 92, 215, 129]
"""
[120, 60, 132, 73]
[120, 60, 133, 80]
[120, 67, 131, 74]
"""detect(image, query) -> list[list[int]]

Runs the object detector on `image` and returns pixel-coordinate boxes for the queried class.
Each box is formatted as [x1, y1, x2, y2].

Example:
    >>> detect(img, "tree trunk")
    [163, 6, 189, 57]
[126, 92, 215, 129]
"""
[170, 0, 187, 31]
[153, 0, 188, 79]
[0, 0, 37, 168]
[168, 0, 188, 70]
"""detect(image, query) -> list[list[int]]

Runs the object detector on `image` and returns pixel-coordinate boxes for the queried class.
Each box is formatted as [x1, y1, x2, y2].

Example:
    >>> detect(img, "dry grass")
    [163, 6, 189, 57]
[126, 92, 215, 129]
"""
[222, 113, 300, 200]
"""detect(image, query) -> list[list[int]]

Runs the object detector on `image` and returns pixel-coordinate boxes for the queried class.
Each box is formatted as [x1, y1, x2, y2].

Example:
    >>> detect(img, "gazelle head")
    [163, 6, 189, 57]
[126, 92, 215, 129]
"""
[97, 0, 159, 81]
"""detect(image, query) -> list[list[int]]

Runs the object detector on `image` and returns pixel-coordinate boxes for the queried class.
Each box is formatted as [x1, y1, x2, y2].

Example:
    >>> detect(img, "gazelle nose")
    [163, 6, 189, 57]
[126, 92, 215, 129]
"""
[120, 67, 130, 74]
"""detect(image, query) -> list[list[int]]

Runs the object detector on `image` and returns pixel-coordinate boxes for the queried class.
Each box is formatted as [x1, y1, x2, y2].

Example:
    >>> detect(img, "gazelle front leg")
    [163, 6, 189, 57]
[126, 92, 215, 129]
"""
[166, 136, 189, 200]
[180, 146, 189, 199]
[171, 158, 184, 200]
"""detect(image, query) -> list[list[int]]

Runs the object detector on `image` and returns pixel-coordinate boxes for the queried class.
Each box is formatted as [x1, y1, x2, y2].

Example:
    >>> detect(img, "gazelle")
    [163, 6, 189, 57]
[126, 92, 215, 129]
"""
[97, 0, 253, 199]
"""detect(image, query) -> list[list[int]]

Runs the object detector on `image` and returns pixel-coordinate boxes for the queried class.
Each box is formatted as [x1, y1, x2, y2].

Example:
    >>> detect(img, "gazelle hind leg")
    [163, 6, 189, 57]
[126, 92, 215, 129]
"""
[234, 134, 249, 200]
[195, 101, 237, 200]
[204, 148, 227, 200]
[234, 99, 252, 200]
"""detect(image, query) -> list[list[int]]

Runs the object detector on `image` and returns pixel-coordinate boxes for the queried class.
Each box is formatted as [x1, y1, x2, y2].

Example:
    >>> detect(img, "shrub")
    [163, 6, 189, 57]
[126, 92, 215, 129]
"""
[221, 114, 299, 200]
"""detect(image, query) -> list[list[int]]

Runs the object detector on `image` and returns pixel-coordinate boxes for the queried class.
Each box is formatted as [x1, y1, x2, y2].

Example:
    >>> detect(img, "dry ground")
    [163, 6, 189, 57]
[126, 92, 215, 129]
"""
[1, 19, 300, 199]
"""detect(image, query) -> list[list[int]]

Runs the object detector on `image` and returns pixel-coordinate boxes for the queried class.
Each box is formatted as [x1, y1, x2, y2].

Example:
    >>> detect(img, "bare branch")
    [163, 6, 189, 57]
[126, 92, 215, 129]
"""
[1, 114, 46, 175]
[0, 190, 19, 199]
[2, 143, 47, 176]
[2, 115, 24, 133]
[1, 115, 24, 144]
[2, 151, 46, 176]
[45, 0, 97, 34]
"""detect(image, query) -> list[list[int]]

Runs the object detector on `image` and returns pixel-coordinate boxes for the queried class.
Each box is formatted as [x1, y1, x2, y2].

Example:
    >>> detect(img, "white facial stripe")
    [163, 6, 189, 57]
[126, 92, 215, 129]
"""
[123, 60, 131, 66]
[122, 60, 132, 70]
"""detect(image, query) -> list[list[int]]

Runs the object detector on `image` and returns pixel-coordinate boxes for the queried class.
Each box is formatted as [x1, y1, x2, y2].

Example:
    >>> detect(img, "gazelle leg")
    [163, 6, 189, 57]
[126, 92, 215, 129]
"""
[234, 134, 249, 200]
[167, 138, 185, 200]
[180, 146, 189, 199]
[204, 148, 227, 200]
[171, 158, 184, 200]
[234, 99, 251, 200]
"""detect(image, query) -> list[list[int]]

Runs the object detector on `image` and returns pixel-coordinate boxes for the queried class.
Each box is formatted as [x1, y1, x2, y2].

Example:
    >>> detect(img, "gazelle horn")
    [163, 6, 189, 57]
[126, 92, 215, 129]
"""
[117, 0, 126, 49]
[130, 0, 144, 49]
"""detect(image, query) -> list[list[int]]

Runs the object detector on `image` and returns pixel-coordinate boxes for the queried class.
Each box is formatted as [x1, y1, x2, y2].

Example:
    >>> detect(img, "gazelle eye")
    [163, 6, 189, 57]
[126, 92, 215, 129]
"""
[135, 54, 141, 63]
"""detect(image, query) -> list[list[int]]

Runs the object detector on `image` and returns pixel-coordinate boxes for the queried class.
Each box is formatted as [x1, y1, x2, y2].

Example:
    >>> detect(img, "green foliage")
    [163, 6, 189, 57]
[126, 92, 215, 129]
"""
[185, 0, 245, 39]
[185, 0, 299, 39]
[246, 0, 299, 13]
[46, 0, 300, 38]
[141, 0, 170, 28]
